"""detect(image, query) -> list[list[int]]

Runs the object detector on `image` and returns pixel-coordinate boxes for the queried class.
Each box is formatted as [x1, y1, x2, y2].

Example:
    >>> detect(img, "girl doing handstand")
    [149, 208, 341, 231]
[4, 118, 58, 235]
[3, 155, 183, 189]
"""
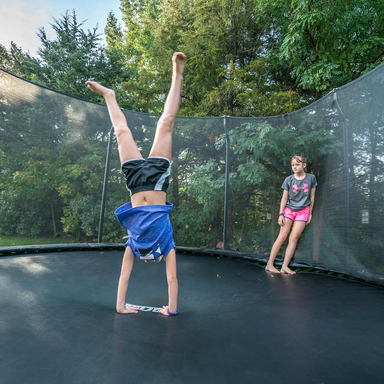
[86, 52, 186, 315]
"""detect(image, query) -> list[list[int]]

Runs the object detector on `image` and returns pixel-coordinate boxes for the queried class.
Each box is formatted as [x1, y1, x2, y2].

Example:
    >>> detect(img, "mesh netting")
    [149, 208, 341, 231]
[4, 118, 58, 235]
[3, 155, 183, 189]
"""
[1, 66, 383, 284]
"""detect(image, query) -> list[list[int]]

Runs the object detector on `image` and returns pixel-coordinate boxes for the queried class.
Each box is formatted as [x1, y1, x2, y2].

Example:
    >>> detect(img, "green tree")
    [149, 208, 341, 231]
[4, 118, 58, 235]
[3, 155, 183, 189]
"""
[106, 0, 303, 116]
[256, 0, 384, 99]
[0, 42, 34, 75]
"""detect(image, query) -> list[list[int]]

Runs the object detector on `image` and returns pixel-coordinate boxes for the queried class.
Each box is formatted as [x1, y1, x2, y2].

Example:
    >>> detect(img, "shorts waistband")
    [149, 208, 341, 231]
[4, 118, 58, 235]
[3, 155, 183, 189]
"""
[131, 184, 164, 196]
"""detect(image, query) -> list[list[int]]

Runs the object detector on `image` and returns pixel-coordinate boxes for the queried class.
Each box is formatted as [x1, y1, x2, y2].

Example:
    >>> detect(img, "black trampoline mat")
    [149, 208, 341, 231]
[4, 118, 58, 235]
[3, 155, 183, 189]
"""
[0, 251, 383, 384]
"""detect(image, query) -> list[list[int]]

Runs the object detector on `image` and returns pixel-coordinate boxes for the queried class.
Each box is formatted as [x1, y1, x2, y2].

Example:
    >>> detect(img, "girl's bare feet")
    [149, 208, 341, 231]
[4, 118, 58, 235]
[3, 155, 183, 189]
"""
[172, 52, 186, 77]
[85, 80, 115, 98]
[116, 304, 140, 314]
[265, 264, 280, 273]
[280, 266, 296, 275]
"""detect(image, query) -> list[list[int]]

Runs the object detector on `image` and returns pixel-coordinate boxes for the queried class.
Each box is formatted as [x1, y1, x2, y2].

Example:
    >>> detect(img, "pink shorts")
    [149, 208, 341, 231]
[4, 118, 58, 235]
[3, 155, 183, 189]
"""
[283, 206, 309, 222]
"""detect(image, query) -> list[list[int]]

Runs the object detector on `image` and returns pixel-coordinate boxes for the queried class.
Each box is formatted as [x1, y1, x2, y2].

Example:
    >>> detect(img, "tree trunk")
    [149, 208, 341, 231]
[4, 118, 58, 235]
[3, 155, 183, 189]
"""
[227, 202, 233, 250]
[51, 201, 56, 235]
[209, 207, 222, 249]
[239, 198, 248, 246]
[284, 65, 291, 86]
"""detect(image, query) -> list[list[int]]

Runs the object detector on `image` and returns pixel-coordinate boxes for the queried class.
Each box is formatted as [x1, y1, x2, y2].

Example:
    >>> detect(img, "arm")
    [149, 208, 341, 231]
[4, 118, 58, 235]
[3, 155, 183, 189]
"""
[158, 248, 178, 316]
[306, 187, 316, 225]
[116, 246, 140, 314]
[279, 190, 289, 226]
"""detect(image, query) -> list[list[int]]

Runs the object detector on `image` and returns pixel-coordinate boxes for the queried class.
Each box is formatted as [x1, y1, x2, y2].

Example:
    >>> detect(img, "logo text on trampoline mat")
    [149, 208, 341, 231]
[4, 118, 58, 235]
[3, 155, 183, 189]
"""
[126, 303, 159, 313]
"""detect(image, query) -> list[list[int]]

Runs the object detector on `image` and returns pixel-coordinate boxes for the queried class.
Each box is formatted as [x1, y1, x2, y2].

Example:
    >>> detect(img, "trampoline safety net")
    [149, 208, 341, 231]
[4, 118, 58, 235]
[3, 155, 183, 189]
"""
[1, 65, 384, 285]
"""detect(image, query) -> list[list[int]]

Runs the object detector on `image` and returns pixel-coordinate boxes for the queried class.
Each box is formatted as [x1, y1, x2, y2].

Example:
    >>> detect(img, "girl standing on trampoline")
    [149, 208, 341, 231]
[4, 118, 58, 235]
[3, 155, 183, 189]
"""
[86, 52, 186, 316]
[266, 155, 317, 274]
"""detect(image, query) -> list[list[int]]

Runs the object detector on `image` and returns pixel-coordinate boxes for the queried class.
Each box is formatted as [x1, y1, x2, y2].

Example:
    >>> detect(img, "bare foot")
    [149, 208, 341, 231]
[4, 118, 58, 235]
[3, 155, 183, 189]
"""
[85, 80, 115, 98]
[280, 266, 296, 275]
[265, 264, 280, 273]
[158, 305, 177, 316]
[172, 52, 186, 77]
[116, 305, 140, 314]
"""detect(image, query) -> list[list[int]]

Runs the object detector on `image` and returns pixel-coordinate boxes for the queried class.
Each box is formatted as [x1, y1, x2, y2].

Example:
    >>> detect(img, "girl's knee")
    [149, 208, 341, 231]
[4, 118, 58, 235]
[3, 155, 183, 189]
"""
[158, 114, 175, 133]
[115, 126, 130, 139]
[279, 233, 288, 242]
[289, 234, 299, 243]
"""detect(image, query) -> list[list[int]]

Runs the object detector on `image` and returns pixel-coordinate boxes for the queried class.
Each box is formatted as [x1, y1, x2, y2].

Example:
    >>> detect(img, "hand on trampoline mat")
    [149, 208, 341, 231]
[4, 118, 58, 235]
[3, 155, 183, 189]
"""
[158, 306, 177, 316]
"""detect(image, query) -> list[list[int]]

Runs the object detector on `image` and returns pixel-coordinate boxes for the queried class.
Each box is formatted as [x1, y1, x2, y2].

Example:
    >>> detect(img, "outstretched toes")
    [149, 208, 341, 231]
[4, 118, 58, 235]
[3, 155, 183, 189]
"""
[172, 52, 186, 76]
[85, 80, 115, 98]
[172, 52, 187, 61]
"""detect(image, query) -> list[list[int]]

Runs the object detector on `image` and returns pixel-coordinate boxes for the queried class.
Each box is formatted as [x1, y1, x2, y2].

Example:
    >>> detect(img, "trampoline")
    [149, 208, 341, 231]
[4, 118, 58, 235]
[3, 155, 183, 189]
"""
[2, 55, 384, 384]
[0, 249, 383, 384]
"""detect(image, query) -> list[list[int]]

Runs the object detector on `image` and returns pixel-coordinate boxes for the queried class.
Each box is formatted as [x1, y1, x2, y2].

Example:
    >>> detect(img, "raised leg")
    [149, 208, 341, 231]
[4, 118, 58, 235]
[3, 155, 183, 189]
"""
[266, 218, 293, 273]
[281, 221, 306, 274]
[158, 248, 178, 316]
[116, 246, 140, 314]
[149, 52, 186, 161]
[86, 81, 142, 163]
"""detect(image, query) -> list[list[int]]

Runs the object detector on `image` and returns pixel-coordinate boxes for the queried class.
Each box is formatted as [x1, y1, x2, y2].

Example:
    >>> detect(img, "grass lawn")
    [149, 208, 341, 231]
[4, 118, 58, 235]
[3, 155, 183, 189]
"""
[0, 236, 77, 247]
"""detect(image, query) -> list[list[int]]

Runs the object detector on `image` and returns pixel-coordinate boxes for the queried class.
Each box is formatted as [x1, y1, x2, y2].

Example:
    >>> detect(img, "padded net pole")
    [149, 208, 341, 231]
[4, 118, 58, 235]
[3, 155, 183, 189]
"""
[334, 91, 350, 269]
[223, 115, 230, 250]
[98, 126, 114, 243]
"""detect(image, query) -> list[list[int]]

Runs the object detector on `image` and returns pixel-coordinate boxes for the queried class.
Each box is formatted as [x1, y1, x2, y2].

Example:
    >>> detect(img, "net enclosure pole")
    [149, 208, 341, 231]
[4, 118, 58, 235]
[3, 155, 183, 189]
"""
[98, 126, 114, 243]
[223, 115, 230, 250]
[334, 91, 350, 269]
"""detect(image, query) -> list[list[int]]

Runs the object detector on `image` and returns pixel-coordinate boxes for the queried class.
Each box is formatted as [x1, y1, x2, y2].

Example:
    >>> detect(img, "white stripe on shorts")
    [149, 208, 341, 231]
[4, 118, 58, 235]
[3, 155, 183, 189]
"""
[154, 159, 172, 191]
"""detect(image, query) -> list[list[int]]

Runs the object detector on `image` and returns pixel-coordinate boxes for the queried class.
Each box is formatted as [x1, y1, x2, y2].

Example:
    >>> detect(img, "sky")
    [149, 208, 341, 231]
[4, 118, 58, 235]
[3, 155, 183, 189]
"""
[0, 0, 123, 56]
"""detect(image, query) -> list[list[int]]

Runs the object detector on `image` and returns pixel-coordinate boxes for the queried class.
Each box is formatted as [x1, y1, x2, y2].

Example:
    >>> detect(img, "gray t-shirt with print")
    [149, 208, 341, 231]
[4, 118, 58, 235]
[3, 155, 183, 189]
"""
[281, 173, 317, 210]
